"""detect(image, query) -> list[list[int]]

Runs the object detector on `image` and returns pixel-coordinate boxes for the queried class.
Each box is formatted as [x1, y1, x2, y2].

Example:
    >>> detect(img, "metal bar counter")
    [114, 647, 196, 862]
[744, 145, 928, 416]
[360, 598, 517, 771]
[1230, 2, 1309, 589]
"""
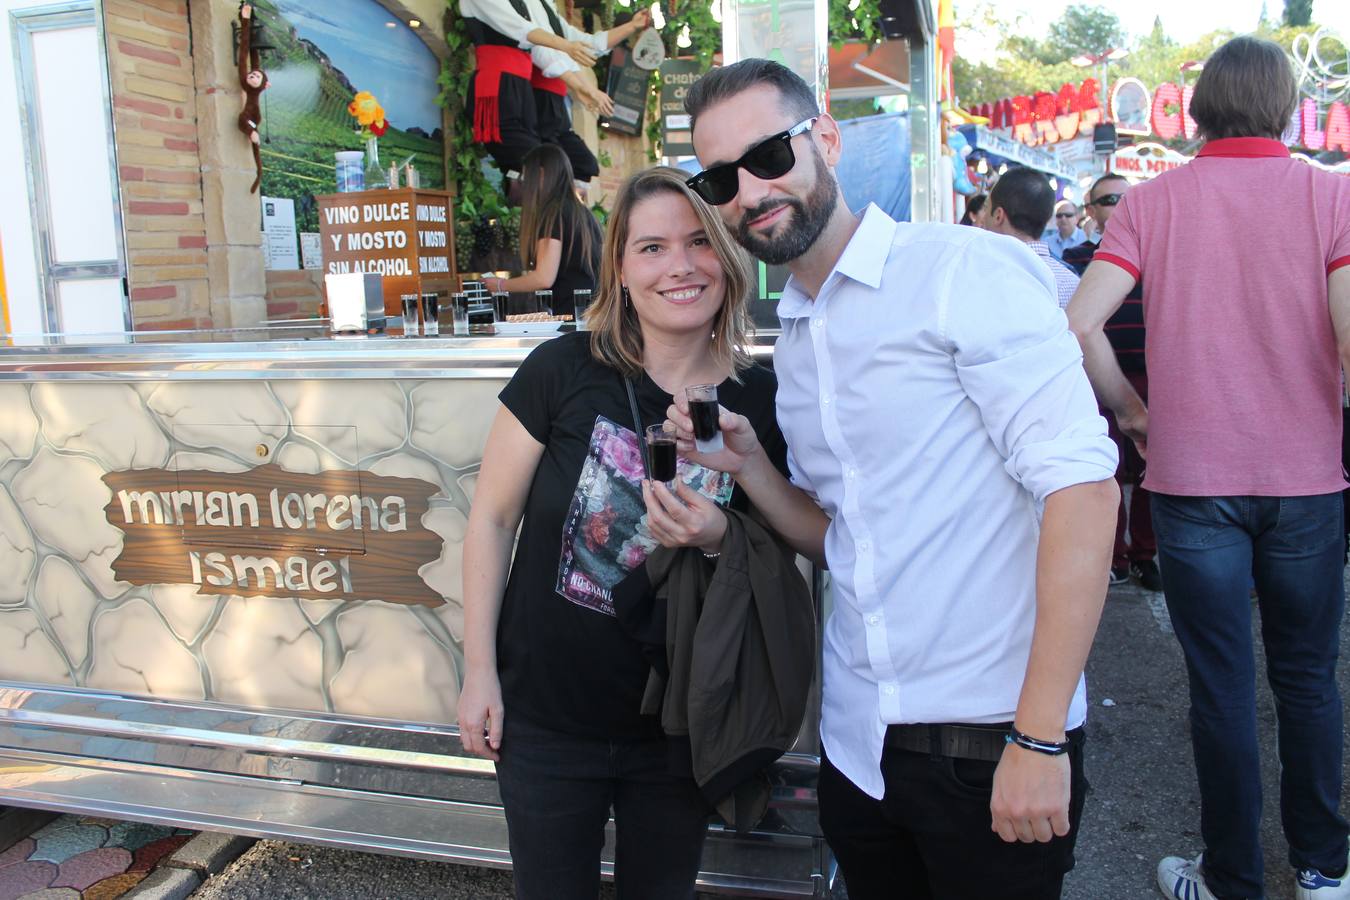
[0, 327, 831, 898]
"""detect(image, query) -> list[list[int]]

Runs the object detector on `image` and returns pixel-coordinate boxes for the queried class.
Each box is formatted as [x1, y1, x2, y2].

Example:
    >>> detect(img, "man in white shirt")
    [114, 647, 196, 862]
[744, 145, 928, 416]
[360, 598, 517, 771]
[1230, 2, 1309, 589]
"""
[986, 167, 1081, 309]
[673, 59, 1119, 899]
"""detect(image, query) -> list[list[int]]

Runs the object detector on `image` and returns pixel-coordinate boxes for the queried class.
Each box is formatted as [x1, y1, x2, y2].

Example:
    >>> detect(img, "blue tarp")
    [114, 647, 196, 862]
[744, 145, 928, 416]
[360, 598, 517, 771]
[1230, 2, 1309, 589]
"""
[836, 111, 911, 222]
[670, 111, 912, 222]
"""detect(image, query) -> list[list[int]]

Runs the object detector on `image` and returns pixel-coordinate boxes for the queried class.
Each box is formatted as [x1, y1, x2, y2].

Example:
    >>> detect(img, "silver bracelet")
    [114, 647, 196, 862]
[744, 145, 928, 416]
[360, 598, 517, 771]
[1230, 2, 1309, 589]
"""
[701, 549, 721, 560]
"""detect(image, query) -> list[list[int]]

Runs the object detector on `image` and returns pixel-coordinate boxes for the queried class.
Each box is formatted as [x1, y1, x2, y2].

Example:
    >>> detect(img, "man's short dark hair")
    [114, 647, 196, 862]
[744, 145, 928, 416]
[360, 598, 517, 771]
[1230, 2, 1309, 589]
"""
[988, 167, 1055, 240]
[1090, 173, 1128, 199]
[685, 58, 819, 133]
[1190, 35, 1298, 140]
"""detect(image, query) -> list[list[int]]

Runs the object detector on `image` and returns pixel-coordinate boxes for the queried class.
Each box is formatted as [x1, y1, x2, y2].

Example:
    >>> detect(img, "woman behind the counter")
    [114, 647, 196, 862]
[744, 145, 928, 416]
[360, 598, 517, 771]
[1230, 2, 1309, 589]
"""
[481, 143, 601, 317]
[459, 167, 785, 899]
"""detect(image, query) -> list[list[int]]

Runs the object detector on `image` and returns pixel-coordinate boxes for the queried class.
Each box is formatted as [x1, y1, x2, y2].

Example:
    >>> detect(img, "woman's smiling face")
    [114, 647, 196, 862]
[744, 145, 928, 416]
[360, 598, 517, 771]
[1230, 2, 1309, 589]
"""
[621, 190, 726, 340]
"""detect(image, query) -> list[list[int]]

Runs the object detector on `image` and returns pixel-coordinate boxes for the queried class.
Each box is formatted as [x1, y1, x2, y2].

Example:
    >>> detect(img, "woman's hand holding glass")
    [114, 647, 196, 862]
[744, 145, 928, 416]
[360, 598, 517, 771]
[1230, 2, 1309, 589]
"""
[642, 479, 727, 556]
[664, 396, 762, 476]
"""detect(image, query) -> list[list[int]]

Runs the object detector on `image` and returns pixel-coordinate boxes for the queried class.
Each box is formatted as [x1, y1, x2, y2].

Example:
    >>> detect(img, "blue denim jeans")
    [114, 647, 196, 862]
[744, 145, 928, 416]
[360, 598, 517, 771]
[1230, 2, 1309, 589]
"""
[1152, 493, 1349, 899]
[494, 711, 710, 900]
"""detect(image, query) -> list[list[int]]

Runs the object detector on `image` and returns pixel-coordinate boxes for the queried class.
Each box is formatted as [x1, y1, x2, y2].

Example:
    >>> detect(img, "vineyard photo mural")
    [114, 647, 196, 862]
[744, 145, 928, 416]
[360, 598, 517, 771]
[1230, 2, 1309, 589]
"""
[246, 0, 447, 233]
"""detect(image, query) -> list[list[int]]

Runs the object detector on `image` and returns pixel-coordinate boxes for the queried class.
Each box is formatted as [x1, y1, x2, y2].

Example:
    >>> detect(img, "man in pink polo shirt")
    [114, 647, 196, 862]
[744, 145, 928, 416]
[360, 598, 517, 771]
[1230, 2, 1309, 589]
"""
[1069, 35, 1350, 900]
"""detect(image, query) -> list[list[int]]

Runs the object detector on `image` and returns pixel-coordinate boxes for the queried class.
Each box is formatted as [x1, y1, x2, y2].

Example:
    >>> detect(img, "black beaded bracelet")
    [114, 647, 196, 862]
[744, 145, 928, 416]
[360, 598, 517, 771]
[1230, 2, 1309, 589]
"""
[1005, 726, 1070, 756]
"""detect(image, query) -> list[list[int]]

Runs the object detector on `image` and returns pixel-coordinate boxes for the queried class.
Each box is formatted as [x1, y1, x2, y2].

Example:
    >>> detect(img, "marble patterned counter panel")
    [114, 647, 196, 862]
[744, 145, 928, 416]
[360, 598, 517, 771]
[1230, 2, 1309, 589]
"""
[0, 378, 505, 726]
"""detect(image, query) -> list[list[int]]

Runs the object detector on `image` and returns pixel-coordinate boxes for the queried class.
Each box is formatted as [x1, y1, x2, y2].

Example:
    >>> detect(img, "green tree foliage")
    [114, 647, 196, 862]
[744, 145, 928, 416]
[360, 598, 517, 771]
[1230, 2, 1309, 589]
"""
[1045, 4, 1128, 60]
[1283, 0, 1313, 28]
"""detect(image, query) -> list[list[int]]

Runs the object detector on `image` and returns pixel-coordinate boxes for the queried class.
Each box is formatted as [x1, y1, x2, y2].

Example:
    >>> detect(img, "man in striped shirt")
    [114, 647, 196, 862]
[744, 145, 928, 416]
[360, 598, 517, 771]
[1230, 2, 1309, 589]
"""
[1063, 174, 1160, 591]
[986, 168, 1080, 309]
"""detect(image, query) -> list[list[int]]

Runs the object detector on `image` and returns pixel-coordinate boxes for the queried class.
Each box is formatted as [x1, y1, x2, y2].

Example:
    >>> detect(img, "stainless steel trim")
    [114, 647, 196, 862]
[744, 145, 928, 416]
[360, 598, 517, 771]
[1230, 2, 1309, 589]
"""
[0, 333, 776, 380]
[0, 748, 829, 897]
[0, 708, 497, 776]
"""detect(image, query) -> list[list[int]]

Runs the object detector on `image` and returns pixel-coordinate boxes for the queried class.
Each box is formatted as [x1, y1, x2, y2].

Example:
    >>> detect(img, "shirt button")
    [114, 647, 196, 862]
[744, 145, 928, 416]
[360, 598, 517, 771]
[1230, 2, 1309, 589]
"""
[866, 614, 880, 626]
[858, 540, 870, 553]
[882, 684, 897, 696]
[846, 467, 857, 479]
[812, 318, 824, 329]
[822, 395, 832, 406]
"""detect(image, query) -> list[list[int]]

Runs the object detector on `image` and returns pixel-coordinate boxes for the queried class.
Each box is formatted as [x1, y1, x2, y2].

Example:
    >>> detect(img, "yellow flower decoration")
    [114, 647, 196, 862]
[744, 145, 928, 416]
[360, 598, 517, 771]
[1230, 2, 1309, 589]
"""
[348, 91, 385, 127]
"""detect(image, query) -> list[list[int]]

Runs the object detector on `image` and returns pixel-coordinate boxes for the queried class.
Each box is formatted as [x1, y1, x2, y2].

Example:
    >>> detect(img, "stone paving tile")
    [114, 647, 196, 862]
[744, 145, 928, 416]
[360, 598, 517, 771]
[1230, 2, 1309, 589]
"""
[14, 890, 80, 900]
[52, 848, 132, 891]
[0, 841, 33, 872]
[104, 825, 175, 854]
[0, 860, 57, 900]
[129, 837, 191, 875]
[29, 824, 108, 866]
[83, 872, 148, 900]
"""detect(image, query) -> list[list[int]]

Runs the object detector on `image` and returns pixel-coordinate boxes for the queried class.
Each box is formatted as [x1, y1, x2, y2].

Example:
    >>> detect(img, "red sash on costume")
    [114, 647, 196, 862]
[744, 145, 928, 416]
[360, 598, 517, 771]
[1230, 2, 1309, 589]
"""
[530, 66, 567, 96]
[473, 45, 533, 143]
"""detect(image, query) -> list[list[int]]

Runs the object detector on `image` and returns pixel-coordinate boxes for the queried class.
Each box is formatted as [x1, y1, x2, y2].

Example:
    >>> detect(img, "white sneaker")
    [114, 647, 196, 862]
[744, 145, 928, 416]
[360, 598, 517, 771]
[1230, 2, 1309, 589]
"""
[1158, 853, 1219, 900]
[1296, 842, 1350, 899]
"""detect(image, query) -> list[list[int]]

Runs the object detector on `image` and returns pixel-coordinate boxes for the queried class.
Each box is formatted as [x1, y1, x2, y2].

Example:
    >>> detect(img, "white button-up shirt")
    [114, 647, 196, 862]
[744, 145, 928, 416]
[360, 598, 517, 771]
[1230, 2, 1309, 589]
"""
[459, 0, 609, 78]
[775, 205, 1117, 799]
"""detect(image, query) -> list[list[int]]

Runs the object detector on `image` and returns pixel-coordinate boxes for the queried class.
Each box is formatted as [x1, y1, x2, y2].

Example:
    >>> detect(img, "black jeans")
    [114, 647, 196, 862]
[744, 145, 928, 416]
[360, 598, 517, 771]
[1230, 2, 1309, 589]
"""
[819, 729, 1087, 900]
[494, 712, 710, 900]
[1152, 493, 1349, 899]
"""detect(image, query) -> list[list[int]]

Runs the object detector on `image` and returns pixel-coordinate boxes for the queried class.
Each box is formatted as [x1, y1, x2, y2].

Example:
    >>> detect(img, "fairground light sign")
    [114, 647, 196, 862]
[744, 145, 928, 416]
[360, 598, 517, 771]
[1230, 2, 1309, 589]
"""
[973, 59, 1350, 155]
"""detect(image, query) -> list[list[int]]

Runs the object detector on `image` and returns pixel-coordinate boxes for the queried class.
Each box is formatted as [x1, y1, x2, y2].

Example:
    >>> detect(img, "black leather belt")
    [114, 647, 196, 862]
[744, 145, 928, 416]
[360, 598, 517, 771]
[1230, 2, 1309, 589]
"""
[885, 723, 1011, 762]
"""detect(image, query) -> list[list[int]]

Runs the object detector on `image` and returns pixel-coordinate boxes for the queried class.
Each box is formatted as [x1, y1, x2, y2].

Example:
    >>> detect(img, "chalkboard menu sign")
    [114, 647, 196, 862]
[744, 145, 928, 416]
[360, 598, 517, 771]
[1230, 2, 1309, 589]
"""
[659, 59, 703, 157]
[602, 45, 649, 137]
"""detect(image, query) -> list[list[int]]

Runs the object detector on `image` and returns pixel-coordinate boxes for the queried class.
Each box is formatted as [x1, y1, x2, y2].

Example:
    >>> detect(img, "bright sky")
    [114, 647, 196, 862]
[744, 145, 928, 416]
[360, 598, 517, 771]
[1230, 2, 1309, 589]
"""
[956, 0, 1350, 64]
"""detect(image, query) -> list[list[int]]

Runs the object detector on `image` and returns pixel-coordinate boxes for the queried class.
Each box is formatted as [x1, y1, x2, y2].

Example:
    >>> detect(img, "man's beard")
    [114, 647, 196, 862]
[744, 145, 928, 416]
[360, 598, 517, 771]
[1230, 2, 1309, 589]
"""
[733, 150, 837, 265]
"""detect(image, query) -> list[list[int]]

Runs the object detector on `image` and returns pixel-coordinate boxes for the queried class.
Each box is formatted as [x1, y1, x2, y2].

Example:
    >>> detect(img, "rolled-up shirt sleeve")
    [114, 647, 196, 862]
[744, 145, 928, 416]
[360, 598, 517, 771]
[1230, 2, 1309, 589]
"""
[1094, 193, 1142, 282]
[945, 234, 1118, 503]
[531, 45, 577, 78]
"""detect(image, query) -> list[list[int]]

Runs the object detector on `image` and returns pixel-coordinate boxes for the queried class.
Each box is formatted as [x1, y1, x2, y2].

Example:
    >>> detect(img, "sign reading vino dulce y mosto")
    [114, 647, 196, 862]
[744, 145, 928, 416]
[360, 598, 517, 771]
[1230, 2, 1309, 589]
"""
[102, 465, 444, 606]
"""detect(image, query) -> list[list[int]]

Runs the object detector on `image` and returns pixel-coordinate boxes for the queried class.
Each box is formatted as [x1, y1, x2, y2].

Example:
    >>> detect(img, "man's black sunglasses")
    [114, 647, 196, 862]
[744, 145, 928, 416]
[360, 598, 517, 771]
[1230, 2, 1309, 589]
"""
[1086, 193, 1124, 208]
[686, 118, 817, 206]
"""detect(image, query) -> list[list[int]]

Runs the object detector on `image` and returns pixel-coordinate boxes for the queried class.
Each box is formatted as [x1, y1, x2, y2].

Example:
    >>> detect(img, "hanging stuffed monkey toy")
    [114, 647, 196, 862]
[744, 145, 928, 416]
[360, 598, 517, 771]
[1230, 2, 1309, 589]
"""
[237, 3, 268, 193]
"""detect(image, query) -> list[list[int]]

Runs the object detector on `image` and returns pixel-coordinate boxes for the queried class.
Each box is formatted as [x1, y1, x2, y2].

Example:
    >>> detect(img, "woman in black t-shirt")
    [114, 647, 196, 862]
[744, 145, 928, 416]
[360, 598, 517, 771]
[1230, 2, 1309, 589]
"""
[482, 143, 602, 316]
[460, 167, 784, 900]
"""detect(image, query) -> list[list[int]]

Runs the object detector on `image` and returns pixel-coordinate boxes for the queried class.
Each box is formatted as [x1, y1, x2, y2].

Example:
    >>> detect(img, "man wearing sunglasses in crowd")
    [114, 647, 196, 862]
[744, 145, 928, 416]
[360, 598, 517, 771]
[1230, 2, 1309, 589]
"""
[1063, 175, 1161, 593]
[1045, 200, 1087, 261]
[668, 58, 1120, 899]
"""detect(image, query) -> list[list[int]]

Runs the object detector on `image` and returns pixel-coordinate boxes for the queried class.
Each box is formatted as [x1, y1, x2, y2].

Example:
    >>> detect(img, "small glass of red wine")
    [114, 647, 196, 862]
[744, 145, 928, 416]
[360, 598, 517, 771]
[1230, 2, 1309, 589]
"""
[645, 424, 678, 484]
[685, 383, 723, 453]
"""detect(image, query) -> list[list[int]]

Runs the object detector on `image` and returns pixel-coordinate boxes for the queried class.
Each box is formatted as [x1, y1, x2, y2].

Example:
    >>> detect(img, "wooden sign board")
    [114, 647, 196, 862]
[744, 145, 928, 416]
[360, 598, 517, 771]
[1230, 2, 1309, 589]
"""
[102, 465, 444, 606]
[315, 188, 457, 316]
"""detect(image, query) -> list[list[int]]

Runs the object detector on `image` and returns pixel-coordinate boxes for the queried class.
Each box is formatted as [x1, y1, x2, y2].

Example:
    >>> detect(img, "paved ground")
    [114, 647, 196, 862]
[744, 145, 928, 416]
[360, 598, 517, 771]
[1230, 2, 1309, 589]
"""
[5, 575, 1349, 900]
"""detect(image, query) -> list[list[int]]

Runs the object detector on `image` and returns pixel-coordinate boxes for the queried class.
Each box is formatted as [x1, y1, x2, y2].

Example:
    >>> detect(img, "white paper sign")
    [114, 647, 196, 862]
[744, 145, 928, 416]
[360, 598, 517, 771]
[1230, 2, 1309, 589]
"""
[261, 196, 299, 270]
[300, 232, 323, 270]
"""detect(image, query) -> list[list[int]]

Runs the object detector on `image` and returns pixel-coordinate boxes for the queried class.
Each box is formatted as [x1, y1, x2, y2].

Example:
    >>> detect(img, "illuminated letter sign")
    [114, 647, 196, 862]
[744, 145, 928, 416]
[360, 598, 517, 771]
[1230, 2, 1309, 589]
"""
[1301, 97, 1326, 150]
[1110, 78, 1152, 136]
[1326, 101, 1350, 153]
[1150, 83, 1183, 141]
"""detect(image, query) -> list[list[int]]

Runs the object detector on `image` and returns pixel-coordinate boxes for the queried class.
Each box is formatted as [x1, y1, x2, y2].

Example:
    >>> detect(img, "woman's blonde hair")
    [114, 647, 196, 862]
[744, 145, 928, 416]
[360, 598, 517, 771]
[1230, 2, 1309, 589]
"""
[589, 166, 755, 379]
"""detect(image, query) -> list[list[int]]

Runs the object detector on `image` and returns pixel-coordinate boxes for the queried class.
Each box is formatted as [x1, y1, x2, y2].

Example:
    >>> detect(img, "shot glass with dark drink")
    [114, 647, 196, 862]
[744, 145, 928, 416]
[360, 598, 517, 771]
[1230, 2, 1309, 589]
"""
[685, 383, 724, 454]
[645, 424, 678, 484]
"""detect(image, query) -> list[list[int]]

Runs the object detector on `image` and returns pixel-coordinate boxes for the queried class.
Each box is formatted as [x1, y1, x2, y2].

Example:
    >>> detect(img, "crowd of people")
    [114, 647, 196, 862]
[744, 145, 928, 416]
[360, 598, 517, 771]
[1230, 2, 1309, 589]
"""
[457, 33, 1350, 900]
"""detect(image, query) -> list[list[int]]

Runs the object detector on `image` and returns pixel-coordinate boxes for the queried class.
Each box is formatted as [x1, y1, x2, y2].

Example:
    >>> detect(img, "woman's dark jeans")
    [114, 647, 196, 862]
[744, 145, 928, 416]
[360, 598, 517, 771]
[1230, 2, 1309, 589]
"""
[1152, 493, 1349, 899]
[494, 711, 710, 900]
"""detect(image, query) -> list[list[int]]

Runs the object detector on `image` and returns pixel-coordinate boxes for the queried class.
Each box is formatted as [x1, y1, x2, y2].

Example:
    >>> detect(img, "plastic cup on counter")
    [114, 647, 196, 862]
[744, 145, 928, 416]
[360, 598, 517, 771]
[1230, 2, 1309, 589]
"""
[421, 292, 440, 337]
[452, 293, 470, 335]
[335, 151, 364, 192]
[400, 294, 420, 336]
[573, 289, 593, 330]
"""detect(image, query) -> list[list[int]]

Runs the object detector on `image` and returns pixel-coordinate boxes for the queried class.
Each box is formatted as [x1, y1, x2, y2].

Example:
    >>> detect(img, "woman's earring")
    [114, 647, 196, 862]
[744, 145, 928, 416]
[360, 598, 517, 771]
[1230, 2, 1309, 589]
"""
[622, 285, 630, 307]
